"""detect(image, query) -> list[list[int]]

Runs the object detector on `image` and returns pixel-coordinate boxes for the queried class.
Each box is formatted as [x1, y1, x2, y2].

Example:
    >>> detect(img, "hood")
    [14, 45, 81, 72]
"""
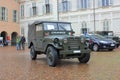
[95, 38, 116, 43]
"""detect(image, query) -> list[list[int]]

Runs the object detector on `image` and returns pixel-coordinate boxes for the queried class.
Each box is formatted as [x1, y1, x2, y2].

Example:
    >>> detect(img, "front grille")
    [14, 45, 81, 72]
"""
[100, 43, 115, 48]
[67, 37, 80, 50]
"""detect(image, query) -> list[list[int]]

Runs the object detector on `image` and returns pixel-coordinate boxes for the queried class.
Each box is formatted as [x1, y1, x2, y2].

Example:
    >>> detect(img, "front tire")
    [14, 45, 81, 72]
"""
[92, 44, 99, 51]
[78, 53, 90, 63]
[46, 46, 58, 67]
[30, 45, 37, 60]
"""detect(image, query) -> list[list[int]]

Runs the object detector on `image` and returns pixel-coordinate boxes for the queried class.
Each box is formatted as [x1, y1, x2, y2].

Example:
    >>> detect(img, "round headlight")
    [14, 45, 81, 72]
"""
[81, 37, 85, 43]
[54, 38, 59, 43]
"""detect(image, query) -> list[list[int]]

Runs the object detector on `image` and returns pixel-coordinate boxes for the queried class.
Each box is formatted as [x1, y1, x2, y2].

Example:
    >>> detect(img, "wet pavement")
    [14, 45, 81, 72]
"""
[0, 46, 120, 80]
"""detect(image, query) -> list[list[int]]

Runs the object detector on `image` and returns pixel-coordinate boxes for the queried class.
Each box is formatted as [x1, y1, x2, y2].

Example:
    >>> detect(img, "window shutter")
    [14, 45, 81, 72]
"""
[5, 8, 8, 21]
[30, 7, 33, 16]
[21, 5, 24, 18]
[12, 11, 14, 22]
[59, 3, 63, 12]
[88, 0, 91, 8]
[16, 11, 18, 23]
[110, 0, 113, 5]
[42, 5, 46, 14]
[98, 0, 102, 7]
[77, 0, 81, 9]
[0, 6, 2, 20]
[35, 7, 38, 16]
[50, 4, 53, 13]
[67, 1, 71, 11]
[38, 5, 43, 16]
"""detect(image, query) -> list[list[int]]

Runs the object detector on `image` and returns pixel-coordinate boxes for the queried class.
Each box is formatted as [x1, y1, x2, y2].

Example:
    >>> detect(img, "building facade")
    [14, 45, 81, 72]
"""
[20, 0, 120, 41]
[0, 0, 20, 45]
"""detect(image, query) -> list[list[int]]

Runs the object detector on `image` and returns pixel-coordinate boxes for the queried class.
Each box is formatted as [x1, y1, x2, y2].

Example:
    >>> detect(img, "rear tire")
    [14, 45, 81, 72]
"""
[30, 45, 37, 60]
[92, 44, 99, 51]
[78, 53, 90, 63]
[46, 46, 58, 67]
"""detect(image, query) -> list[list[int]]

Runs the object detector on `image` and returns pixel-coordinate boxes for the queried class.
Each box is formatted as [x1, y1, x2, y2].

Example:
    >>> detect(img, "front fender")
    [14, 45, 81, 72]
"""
[44, 43, 63, 52]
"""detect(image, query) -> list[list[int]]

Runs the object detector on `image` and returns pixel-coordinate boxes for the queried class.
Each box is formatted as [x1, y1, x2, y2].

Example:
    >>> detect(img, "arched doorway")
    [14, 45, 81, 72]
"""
[1, 31, 8, 46]
[11, 32, 18, 46]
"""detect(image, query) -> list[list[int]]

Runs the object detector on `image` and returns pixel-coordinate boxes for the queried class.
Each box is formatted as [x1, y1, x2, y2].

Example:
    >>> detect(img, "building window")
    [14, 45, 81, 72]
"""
[0, 7, 8, 21]
[33, 7, 37, 16]
[46, 4, 50, 13]
[81, 21, 88, 34]
[30, 2, 37, 16]
[62, 0, 70, 12]
[13, 10, 18, 22]
[77, 0, 88, 9]
[2, 7, 5, 20]
[20, 5, 24, 18]
[45, 0, 50, 13]
[32, 2, 37, 16]
[81, 0, 88, 9]
[103, 20, 109, 31]
[102, 0, 113, 7]
[43, 0, 52, 14]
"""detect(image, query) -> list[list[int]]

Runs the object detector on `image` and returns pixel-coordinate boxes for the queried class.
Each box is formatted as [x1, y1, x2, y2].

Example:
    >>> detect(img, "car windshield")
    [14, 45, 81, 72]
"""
[108, 32, 113, 36]
[90, 34, 106, 39]
[44, 23, 72, 31]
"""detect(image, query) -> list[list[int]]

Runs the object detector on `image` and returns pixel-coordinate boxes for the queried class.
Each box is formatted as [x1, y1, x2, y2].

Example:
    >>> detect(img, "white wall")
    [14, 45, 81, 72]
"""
[20, 0, 120, 42]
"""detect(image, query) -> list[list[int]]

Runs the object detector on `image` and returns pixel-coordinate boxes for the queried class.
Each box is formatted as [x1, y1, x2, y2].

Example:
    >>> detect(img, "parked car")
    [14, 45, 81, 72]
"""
[81, 34, 116, 51]
[96, 31, 120, 48]
[28, 21, 91, 67]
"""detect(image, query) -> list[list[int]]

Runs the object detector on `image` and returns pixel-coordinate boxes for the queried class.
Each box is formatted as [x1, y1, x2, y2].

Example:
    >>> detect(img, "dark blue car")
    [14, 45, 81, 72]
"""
[82, 34, 116, 51]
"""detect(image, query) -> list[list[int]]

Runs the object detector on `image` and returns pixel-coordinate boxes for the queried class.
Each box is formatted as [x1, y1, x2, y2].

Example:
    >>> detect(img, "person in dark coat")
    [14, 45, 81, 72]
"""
[20, 34, 26, 50]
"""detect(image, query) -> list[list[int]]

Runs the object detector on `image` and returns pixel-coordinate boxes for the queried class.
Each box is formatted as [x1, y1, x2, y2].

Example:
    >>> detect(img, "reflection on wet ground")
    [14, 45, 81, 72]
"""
[0, 46, 120, 80]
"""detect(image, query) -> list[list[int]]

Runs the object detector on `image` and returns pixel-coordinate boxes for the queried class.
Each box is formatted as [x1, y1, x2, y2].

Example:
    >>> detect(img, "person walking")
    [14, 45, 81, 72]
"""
[16, 35, 20, 50]
[20, 34, 26, 50]
[0, 37, 3, 47]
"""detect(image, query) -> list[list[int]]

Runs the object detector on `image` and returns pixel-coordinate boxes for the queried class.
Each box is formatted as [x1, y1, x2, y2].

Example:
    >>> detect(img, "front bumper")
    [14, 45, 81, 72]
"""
[99, 43, 116, 49]
[59, 48, 91, 59]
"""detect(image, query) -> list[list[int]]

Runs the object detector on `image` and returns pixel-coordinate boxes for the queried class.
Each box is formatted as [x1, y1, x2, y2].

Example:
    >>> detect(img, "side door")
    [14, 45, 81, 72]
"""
[35, 24, 44, 51]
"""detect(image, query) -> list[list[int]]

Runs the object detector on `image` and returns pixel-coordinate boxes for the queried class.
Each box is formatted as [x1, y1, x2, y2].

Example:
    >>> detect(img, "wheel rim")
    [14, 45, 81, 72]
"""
[93, 44, 98, 51]
[78, 53, 90, 63]
[30, 47, 34, 58]
[48, 52, 53, 62]
[47, 49, 54, 64]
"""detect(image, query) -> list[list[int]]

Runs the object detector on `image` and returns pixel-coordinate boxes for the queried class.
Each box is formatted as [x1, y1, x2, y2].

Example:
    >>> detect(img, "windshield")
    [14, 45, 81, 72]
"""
[108, 32, 113, 36]
[44, 23, 72, 31]
[90, 34, 106, 39]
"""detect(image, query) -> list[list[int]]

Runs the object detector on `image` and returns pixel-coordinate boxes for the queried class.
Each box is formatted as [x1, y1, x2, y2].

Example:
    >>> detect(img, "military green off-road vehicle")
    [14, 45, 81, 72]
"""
[28, 21, 91, 67]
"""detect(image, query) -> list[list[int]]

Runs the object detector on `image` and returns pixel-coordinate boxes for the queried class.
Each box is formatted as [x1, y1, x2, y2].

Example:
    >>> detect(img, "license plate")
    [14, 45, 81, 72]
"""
[73, 50, 81, 53]
[111, 44, 115, 46]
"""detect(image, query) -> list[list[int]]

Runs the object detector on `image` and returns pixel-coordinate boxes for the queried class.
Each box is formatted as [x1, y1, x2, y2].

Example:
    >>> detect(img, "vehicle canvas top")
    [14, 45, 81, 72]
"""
[33, 20, 71, 25]
[28, 21, 73, 46]
[28, 23, 36, 46]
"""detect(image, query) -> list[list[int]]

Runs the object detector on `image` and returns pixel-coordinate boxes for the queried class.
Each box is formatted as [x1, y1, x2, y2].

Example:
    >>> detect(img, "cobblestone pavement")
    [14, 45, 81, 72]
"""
[0, 46, 120, 80]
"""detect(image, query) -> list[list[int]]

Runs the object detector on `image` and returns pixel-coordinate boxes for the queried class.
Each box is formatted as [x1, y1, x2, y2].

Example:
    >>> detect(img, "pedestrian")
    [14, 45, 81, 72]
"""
[0, 37, 3, 47]
[20, 34, 26, 50]
[16, 35, 20, 50]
